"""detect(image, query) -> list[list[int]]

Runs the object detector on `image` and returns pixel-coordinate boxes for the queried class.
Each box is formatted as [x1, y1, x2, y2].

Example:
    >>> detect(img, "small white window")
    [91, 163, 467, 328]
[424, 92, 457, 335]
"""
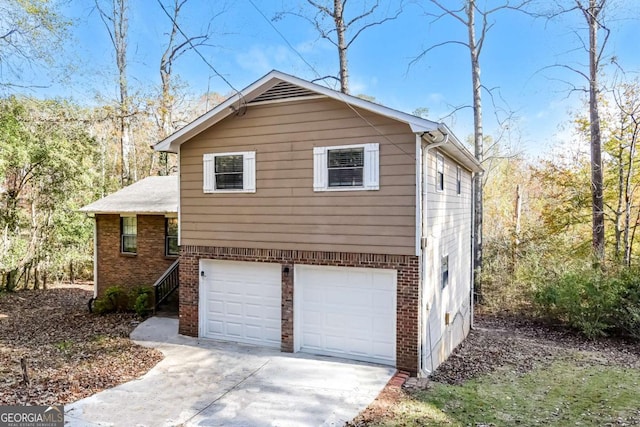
[436, 153, 444, 192]
[441, 254, 449, 289]
[313, 143, 379, 191]
[203, 151, 256, 193]
[456, 166, 462, 195]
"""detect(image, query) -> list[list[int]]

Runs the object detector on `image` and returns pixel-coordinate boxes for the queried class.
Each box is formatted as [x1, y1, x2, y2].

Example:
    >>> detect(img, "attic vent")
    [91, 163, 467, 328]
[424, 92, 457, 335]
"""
[250, 81, 318, 103]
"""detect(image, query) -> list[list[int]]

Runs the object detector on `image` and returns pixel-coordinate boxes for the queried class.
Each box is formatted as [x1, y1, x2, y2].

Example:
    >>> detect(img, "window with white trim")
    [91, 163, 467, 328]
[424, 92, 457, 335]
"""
[203, 151, 256, 193]
[121, 216, 137, 254]
[436, 153, 444, 192]
[456, 166, 462, 195]
[441, 254, 449, 289]
[313, 143, 379, 191]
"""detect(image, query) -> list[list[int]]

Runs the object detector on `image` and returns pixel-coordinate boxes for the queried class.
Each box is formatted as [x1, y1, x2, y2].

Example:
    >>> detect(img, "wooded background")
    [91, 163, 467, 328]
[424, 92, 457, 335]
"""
[2, 1, 639, 337]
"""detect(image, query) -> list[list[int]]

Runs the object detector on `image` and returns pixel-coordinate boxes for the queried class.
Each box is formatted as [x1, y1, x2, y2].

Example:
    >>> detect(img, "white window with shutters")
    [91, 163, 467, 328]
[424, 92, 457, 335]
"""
[203, 151, 256, 193]
[313, 143, 379, 191]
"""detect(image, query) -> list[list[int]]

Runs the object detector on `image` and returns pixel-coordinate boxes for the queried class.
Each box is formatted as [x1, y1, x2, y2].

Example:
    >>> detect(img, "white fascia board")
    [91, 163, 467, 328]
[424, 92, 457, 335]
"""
[81, 210, 178, 215]
[153, 69, 445, 154]
[153, 74, 283, 153]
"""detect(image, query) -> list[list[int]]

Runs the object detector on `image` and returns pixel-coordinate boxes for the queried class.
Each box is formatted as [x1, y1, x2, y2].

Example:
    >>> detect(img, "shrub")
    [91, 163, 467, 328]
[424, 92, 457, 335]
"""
[93, 285, 155, 316]
[130, 286, 154, 317]
[93, 286, 131, 314]
[613, 268, 640, 340]
[533, 264, 640, 339]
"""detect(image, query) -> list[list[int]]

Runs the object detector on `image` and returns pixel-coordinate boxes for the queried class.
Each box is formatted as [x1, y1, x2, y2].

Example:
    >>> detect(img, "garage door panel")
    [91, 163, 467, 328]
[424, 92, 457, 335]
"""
[373, 317, 395, 334]
[296, 265, 396, 365]
[208, 320, 224, 334]
[208, 300, 224, 314]
[350, 336, 371, 351]
[200, 260, 282, 348]
[372, 342, 393, 358]
[302, 332, 322, 348]
[325, 335, 347, 351]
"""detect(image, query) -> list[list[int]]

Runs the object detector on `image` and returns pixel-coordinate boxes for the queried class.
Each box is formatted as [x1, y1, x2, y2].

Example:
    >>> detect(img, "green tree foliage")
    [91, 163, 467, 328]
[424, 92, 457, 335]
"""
[0, 97, 97, 290]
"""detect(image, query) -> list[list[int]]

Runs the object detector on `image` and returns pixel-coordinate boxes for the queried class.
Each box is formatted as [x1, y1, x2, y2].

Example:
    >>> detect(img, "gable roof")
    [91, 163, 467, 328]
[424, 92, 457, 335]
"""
[80, 176, 178, 215]
[153, 70, 481, 172]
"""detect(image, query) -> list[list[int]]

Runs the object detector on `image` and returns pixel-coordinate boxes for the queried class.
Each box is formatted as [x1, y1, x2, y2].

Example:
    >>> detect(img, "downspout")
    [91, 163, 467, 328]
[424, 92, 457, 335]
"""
[92, 215, 98, 298]
[418, 130, 449, 376]
[470, 172, 476, 330]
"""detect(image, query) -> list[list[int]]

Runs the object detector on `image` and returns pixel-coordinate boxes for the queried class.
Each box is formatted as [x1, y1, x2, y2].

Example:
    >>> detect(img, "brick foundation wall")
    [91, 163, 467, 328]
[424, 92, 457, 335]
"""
[178, 245, 420, 373]
[96, 214, 177, 296]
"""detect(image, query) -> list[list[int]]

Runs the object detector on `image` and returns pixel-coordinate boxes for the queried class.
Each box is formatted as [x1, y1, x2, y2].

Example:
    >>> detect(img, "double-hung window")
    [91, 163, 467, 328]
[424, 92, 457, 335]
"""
[313, 143, 379, 191]
[436, 153, 445, 192]
[328, 147, 364, 187]
[203, 151, 256, 193]
[121, 216, 137, 254]
[165, 217, 179, 256]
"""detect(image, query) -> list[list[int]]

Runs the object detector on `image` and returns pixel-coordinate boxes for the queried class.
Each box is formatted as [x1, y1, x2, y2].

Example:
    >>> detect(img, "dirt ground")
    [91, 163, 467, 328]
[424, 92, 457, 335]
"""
[0, 283, 163, 405]
[349, 311, 640, 426]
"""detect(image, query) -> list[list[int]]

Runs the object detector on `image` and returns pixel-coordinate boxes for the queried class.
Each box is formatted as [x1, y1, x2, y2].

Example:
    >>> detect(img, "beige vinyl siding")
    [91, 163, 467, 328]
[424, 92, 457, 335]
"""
[422, 148, 473, 371]
[179, 98, 417, 255]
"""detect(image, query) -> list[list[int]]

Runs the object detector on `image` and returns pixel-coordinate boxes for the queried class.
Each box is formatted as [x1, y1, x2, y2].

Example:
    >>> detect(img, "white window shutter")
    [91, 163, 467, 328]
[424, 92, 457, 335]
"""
[364, 143, 380, 190]
[203, 153, 214, 193]
[243, 151, 256, 192]
[313, 147, 327, 191]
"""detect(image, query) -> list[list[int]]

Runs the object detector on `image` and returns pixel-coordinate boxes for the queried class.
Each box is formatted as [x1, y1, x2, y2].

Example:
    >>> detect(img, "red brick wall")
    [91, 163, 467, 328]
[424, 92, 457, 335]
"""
[95, 214, 176, 296]
[178, 245, 420, 373]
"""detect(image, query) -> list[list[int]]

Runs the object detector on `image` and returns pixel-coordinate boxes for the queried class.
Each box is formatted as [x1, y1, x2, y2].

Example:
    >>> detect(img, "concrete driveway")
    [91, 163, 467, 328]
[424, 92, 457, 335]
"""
[65, 317, 395, 427]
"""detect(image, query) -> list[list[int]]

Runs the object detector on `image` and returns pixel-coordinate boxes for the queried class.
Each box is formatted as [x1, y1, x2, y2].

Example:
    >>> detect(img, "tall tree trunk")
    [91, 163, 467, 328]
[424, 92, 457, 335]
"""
[97, 0, 131, 186]
[334, 0, 349, 94]
[623, 121, 637, 266]
[615, 144, 624, 260]
[587, 0, 605, 261]
[468, 0, 484, 302]
[116, 0, 131, 186]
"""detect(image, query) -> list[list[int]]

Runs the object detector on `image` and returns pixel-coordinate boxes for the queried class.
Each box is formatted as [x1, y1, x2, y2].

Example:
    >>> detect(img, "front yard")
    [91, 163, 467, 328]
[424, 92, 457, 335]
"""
[3, 284, 640, 426]
[0, 283, 162, 405]
[352, 315, 640, 427]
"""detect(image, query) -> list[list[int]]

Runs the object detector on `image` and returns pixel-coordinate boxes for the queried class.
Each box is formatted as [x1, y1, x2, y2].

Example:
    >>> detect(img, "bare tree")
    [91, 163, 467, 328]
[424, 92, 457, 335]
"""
[155, 0, 225, 175]
[95, 0, 133, 186]
[412, 0, 531, 302]
[540, 0, 610, 262]
[582, 0, 607, 261]
[276, 0, 403, 94]
[0, 0, 70, 90]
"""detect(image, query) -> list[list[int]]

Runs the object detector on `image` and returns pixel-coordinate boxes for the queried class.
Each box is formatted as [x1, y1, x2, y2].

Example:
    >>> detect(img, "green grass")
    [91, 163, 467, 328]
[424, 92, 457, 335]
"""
[376, 359, 640, 426]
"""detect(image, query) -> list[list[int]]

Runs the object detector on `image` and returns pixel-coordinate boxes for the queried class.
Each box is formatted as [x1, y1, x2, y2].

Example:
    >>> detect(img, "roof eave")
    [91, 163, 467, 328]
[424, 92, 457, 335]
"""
[79, 209, 178, 215]
[153, 69, 444, 153]
[153, 72, 286, 153]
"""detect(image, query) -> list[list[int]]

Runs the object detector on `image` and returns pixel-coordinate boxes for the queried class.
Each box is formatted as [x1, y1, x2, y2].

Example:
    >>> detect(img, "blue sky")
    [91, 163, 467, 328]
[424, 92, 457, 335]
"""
[29, 0, 640, 156]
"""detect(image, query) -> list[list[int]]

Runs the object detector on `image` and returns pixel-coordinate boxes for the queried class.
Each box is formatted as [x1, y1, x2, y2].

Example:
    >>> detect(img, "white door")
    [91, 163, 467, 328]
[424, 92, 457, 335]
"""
[200, 260, 281, 348]
[295, 265, 396, 365]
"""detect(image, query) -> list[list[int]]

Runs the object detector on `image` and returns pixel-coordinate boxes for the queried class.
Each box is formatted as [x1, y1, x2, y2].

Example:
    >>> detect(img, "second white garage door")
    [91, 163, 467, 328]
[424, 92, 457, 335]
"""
[199, 260, 281, 348]
[295, 265, 397, 365]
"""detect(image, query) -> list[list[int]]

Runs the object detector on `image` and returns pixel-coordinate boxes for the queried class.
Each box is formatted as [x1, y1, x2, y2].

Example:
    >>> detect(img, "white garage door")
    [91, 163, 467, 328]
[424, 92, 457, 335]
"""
[295, 265, 396, 365]
[200, 260, 281, 348]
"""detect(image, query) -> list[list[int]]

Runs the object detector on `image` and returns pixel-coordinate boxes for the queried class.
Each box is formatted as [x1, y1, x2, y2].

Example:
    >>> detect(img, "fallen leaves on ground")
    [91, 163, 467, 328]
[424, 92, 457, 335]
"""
[0, 283, 163, 405]
[431, 313, 640, 385]
[351, 311, 640, 426]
